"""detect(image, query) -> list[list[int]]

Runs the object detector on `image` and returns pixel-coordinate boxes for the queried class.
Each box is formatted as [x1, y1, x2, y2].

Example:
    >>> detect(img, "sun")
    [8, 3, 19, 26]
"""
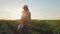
[11, 7, 22, 20]
[16, 10, 22, 19]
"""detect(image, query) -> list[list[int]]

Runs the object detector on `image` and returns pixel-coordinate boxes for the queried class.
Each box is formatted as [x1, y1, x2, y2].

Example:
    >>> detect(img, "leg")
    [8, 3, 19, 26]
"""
[25, 27, 30, 34]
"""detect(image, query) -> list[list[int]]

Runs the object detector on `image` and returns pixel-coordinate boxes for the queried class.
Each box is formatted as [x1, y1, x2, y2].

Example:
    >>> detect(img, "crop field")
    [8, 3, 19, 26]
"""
[0, 20, 60, 34]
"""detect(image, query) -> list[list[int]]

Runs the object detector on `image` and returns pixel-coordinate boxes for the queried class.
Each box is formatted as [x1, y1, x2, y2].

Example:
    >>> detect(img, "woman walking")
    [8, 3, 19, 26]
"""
[19, 5, 32, 34]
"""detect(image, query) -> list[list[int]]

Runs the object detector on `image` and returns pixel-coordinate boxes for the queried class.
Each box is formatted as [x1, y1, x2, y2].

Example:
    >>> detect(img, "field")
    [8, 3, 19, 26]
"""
[0, 20, 60, 34]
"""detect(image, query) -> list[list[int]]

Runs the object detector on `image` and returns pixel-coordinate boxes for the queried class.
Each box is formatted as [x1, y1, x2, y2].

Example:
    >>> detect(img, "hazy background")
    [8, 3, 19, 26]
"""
[0, 0, 60, 20]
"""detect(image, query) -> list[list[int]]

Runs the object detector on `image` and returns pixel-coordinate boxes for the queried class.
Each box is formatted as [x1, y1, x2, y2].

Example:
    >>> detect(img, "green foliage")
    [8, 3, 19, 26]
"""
[32, 20, 50, 31]
[0, 20, 60, 34]
[0, 20, 17, 34]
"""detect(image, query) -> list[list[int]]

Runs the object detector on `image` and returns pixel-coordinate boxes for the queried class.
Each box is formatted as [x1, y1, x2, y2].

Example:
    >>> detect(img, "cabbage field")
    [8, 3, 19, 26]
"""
[0, 20, 60, 34]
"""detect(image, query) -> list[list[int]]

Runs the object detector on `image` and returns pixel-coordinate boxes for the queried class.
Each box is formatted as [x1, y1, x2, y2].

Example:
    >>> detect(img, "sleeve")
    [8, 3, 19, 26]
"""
[28, 12, 32, 28]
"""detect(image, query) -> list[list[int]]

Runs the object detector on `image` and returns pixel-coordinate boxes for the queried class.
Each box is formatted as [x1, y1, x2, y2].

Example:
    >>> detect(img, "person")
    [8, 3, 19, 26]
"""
[19, 5, 32, 34]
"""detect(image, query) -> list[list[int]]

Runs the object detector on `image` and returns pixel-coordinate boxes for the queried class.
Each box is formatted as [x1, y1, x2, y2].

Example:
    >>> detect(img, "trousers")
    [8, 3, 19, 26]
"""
[19, 21, 30, 34]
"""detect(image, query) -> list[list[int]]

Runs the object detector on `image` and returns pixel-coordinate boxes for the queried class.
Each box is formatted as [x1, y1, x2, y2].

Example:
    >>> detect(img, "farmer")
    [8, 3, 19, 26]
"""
[18, 5, 32, 34]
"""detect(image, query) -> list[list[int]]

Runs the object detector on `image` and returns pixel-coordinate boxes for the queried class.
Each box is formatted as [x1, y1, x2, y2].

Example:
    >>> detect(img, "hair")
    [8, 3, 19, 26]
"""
[23, 5, 29, 11]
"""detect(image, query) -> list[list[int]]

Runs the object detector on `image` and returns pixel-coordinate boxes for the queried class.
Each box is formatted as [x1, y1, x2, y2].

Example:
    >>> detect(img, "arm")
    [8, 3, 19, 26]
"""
[20, 11, 24, 24]
[28, 12, 32, 29]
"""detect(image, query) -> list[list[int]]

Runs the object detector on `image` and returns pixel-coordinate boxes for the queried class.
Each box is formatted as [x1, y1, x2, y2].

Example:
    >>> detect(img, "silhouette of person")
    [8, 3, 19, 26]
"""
[19, 5, 32, 34]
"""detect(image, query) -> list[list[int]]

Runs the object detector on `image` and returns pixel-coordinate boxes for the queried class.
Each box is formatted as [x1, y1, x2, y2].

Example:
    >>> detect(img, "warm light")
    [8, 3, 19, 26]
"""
[16, 9, 22, 19]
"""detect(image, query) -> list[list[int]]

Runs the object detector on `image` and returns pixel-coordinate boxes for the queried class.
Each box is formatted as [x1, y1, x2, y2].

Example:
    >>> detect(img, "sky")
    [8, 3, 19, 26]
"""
[0, 0, 60, 20]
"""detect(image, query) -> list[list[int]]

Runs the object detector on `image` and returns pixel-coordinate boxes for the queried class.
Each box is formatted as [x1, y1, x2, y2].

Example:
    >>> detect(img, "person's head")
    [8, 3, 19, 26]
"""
[23, 5, 29, 11]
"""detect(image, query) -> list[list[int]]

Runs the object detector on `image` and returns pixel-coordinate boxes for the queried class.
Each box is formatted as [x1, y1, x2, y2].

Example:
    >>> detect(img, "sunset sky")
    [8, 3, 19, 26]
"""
[0, 0, 60, 20]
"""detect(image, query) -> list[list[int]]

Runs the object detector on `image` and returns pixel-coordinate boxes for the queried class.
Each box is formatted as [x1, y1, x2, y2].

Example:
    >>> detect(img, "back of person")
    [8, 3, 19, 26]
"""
[21, 11, 31, 21]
